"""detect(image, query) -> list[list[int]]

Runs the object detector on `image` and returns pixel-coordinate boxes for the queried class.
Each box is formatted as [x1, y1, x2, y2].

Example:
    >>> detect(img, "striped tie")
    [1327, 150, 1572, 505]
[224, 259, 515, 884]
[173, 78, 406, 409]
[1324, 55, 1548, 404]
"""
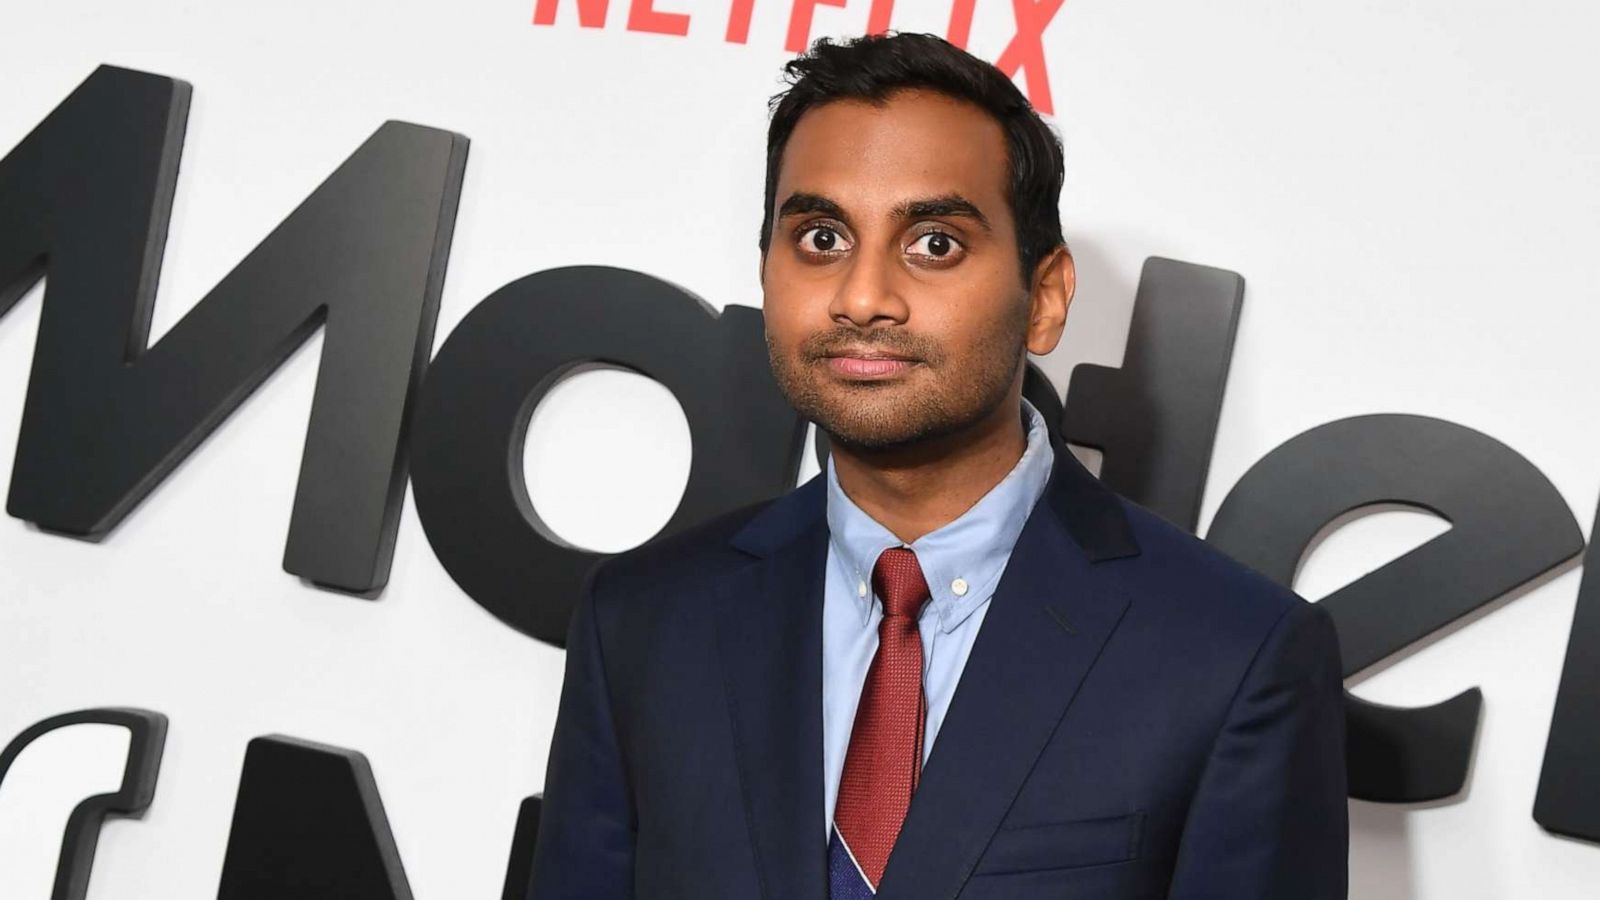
[829, 546, 930, 896]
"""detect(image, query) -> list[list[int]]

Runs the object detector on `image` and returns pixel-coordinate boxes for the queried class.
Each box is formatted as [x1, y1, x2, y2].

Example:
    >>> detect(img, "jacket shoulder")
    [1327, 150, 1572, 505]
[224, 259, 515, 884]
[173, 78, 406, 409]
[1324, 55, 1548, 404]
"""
[1111, 497, 1317, 641]
[586, 494, 777, 604]
[1100, 499, 1342, 718]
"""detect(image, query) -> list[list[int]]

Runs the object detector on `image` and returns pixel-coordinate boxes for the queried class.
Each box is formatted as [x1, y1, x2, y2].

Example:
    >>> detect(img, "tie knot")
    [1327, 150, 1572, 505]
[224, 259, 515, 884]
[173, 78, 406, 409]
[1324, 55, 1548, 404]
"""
[872, 547, 931, 619]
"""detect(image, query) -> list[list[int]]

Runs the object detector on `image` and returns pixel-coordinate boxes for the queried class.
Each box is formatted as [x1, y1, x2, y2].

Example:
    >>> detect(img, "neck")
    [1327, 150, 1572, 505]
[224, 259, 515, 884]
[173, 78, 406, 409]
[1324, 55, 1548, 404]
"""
[830, 386, 1029, 545]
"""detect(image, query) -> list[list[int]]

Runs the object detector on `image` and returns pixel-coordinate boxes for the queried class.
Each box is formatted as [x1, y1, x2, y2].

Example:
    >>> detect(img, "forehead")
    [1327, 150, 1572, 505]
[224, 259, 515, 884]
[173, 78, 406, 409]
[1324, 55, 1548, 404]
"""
[776, 89, 1011, 214]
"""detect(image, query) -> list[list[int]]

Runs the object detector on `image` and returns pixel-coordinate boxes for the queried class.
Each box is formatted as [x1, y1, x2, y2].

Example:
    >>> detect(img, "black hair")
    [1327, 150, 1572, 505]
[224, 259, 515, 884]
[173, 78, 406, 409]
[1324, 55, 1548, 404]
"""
[760, 32, 1066, 284]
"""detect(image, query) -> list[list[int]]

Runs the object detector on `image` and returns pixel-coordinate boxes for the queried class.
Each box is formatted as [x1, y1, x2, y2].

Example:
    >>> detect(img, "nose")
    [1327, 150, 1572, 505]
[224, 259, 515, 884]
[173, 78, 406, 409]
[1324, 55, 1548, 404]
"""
[828, 247, 908, 328]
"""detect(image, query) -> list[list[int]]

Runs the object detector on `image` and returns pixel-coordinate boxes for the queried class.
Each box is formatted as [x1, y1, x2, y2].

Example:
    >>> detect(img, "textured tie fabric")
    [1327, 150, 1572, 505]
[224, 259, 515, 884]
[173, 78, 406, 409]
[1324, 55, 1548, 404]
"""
[829, 546, 932, 895]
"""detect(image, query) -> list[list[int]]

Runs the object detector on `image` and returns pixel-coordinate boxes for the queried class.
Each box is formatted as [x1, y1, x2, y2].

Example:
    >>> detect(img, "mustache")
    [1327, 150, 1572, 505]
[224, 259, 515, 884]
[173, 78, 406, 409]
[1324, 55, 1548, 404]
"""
[799, 327, 940, 363]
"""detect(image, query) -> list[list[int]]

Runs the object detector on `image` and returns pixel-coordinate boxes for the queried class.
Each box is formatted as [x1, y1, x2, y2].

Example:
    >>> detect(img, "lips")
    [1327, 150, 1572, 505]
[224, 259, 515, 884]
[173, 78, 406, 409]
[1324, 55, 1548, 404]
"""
[823, 352, 919, 379]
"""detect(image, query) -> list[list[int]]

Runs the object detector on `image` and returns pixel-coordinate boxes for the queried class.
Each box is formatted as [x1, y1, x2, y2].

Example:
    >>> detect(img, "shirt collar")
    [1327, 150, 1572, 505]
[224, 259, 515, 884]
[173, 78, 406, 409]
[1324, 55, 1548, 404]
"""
[824, 399, 1057, 634]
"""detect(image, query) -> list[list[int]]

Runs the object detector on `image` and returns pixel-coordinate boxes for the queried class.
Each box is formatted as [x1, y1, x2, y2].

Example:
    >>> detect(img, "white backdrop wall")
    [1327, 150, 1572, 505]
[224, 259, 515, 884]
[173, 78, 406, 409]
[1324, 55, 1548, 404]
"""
[2, 0, 1599, 897]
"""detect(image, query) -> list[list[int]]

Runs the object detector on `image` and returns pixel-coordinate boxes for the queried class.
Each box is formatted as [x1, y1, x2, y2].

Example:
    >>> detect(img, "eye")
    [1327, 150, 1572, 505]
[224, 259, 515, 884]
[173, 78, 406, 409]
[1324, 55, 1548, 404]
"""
[798, 225, 852, 255]
[907, 231, 964, 261]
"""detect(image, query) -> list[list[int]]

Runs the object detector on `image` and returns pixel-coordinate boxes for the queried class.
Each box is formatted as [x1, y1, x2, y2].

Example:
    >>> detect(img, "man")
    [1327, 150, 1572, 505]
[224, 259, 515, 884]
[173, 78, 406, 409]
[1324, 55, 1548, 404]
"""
[529, 32, 1347, 899]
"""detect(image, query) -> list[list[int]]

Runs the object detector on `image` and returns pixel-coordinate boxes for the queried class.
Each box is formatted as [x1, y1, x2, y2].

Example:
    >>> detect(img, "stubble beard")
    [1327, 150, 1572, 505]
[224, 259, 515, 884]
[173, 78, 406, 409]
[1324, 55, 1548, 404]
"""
[766, 305, 1031, 453]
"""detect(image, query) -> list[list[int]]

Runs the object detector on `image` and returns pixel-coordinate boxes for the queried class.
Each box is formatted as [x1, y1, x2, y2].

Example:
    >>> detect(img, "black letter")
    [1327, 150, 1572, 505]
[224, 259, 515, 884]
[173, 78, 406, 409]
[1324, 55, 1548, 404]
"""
[502, 796, 542, 900]
[410, 266, 806, 645]
[1208, 414, 1583, 801]
[0, 708, 167, 900]
[217, 735, 412, 900]
[1062, 257, 1243, 532]
[1535, 496, 1600, 842]
[0, 65, 467, 593]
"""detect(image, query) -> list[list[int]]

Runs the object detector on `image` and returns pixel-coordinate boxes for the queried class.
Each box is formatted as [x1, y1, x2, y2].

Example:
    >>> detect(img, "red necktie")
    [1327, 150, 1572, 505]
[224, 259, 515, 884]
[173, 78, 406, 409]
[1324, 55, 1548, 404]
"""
[833, 546, 932, 890]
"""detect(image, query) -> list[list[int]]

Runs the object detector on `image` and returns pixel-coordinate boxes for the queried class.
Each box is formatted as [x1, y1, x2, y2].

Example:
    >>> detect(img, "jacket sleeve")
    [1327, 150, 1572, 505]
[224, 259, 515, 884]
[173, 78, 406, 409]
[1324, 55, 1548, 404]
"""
[1167, 599, 1349, 899]
[526, 562, 636, 899]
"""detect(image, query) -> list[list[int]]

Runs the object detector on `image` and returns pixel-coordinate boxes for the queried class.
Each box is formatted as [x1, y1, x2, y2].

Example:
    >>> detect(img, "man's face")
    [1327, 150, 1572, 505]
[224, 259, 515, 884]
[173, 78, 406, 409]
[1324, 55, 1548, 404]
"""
[761, 88, 1068, 451]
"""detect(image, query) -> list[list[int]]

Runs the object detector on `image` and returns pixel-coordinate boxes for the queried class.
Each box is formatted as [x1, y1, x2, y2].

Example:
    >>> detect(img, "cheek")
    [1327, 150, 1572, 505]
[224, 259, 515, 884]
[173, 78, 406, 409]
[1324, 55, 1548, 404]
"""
[937, 316, 992, 362]
[763, 276, 832, 340]
[916, 273, 1001, 332]
[915, 293, 1024, 363]
[761, 288, 814, 352]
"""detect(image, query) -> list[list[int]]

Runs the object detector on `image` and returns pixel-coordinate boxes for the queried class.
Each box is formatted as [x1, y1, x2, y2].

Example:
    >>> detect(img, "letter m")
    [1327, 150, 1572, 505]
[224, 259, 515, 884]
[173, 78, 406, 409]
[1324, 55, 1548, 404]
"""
[0, 66, 467, 593]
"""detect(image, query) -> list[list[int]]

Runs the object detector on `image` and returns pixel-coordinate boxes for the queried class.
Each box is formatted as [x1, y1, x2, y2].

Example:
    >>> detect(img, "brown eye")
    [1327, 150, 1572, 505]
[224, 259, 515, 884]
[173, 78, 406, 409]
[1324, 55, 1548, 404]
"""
[799, 225, 851, 254]
[908, 231, 963, 260]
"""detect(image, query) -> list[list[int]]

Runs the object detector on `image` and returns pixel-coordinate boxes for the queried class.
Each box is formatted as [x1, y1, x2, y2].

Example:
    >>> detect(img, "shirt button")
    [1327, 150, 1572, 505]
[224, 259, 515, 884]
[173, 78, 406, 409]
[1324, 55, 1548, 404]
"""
[951, 578, 969, 597]
[858, 580, 868, 598]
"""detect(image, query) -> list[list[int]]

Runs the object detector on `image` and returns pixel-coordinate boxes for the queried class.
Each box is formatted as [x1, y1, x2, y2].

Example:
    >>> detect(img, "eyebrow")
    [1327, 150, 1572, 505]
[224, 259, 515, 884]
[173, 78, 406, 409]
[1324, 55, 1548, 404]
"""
[893, 195, 992, 231]
[776, 191, 993, 232]
[777, 192, 846, 221]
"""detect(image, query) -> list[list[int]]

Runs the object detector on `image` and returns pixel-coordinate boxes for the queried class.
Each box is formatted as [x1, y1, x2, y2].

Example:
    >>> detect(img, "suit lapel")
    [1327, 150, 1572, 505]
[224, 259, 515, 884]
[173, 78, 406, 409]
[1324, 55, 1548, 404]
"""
[876, 445, 1140, 900]
[716, 479, 830, 900]
[713, 444, 1139, 900]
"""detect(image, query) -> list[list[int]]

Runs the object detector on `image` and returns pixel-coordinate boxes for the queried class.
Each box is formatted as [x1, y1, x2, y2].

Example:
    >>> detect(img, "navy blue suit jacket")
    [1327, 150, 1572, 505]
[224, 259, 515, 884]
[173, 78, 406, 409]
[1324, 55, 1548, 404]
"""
[528, 440, 1348, 899]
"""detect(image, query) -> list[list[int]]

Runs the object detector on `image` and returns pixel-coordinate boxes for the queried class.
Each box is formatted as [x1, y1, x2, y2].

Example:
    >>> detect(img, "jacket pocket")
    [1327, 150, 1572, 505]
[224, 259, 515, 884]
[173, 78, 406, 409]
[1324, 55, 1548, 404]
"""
[971, 811, 1145, 876]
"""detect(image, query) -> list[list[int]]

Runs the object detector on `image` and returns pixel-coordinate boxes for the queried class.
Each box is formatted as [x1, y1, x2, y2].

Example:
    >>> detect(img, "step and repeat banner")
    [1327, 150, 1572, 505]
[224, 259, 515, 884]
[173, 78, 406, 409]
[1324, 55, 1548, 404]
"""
[3, 1, 1600, 897]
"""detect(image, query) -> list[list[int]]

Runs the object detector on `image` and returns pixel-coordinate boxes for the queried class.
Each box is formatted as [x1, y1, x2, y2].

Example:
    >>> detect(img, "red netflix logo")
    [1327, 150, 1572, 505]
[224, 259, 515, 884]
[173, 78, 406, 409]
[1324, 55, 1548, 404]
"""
[531, 0, 1067, 113]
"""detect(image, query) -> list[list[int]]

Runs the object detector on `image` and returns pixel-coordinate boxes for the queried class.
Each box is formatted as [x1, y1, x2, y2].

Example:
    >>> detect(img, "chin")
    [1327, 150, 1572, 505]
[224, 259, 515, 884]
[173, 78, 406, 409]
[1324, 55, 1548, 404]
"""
[823, 427, 918, 452]
[814, 404, 946, 452]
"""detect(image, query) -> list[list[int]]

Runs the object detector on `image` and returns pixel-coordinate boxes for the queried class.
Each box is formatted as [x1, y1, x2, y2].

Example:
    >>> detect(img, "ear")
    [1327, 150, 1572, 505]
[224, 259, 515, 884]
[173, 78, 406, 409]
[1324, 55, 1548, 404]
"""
[1024, 245, 1073, 356]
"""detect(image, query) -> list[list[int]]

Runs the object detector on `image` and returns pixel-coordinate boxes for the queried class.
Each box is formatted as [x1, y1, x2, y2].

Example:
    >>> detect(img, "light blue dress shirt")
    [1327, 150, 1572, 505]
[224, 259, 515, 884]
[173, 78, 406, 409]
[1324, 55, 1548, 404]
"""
[821, 399, 1056, 837]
